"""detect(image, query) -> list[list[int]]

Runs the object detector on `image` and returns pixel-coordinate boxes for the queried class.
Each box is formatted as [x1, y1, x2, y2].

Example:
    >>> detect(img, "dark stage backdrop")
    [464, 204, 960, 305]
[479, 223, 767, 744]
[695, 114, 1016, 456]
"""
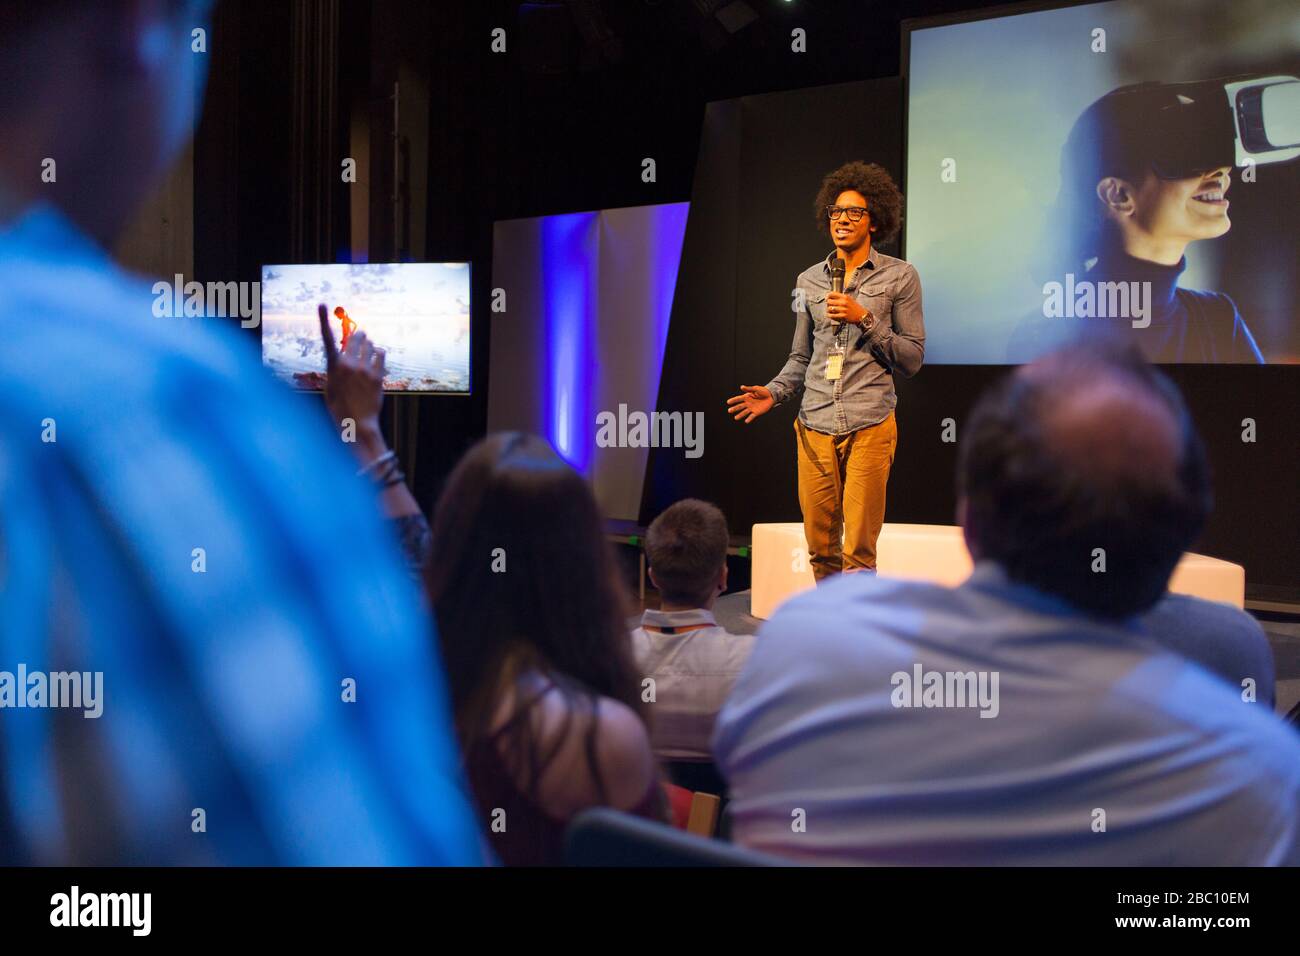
[642, 79, 1299, 604]
[642, 78, 905, 532]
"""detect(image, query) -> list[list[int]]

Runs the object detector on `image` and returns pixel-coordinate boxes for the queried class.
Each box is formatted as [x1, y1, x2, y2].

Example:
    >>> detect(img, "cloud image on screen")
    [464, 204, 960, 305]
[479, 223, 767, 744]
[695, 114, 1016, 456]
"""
[261, 263, 470, 392]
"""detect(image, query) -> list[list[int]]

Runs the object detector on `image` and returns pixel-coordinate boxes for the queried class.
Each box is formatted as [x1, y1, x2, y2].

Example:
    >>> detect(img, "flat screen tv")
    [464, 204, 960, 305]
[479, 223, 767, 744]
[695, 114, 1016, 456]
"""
[260, 262, 470, 393]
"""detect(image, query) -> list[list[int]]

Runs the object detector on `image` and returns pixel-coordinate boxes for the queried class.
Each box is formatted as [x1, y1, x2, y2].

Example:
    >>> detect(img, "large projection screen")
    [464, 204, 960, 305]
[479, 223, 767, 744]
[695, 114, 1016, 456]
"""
[905, 0, 1300, 365]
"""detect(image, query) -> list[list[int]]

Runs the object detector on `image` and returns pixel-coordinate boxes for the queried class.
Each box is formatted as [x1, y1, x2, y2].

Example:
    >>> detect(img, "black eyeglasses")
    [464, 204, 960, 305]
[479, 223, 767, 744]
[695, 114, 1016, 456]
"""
[826, 205, 868, 222]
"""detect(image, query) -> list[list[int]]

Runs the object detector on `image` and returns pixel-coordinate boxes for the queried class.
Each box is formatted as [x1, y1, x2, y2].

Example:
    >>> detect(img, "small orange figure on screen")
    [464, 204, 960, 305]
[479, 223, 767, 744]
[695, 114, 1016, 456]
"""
[334, 306, 357, 352]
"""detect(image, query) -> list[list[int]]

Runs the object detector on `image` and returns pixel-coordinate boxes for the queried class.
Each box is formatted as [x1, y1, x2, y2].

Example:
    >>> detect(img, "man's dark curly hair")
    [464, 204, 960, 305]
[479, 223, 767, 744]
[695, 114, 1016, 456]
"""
[813, 161, 904, 245]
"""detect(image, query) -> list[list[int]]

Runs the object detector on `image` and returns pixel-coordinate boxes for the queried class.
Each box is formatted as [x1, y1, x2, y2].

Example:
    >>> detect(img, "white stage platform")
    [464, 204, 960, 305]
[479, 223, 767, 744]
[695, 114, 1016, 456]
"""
[750, 522, 1247, 620]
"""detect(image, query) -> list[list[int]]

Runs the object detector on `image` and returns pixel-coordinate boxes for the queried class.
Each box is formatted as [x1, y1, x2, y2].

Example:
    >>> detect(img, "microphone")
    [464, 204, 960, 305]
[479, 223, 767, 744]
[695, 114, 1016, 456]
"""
[829, 259, 845, 329]
[830, 258, 845, 294]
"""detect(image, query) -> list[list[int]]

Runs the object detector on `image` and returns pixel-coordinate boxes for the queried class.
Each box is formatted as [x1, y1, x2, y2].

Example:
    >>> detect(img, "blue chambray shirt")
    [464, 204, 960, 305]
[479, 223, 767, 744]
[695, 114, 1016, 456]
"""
[0, 205, 484, 865]
[765, 247, 926, 435]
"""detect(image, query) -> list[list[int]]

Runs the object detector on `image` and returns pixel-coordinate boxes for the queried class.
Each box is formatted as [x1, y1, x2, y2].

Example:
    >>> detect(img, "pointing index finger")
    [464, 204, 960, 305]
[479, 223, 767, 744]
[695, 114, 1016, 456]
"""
[318, 303, 339, 370]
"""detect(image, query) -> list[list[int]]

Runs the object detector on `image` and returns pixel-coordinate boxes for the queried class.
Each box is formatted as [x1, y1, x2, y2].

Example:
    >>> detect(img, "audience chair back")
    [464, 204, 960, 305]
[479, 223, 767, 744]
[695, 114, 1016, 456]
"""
[663, 783, 723, 837]
[565, 808, 783, 866]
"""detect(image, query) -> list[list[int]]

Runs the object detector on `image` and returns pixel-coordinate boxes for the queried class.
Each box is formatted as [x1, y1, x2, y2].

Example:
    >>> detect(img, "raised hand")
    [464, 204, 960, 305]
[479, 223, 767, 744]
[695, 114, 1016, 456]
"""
[318, 302, 385, 437]
[727, 384, 774, 424]
[317, 305, 423, 522]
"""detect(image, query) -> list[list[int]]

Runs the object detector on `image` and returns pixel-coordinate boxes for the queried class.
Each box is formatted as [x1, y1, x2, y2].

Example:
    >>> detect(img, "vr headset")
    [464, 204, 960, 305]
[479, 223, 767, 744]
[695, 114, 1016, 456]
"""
[1086, 75, 1300, 180]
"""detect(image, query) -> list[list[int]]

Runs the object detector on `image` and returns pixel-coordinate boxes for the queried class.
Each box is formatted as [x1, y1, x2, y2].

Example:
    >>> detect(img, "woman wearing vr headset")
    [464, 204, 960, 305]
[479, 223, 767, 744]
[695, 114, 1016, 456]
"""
[1014, 81, 1267, 364]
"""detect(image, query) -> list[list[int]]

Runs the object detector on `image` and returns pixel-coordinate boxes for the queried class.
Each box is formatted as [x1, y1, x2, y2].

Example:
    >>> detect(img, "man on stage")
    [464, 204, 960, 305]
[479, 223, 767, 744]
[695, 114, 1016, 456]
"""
[728, 161, 925, 580]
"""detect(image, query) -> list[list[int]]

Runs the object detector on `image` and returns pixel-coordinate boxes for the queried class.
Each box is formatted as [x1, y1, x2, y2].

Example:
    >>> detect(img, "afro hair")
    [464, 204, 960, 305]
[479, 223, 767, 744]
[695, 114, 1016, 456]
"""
[813, 161, 904, 246]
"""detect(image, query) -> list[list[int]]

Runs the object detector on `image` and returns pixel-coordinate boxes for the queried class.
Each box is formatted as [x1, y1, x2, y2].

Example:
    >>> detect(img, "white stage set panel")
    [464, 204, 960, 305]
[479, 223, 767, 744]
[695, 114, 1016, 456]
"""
[751, 522, 1247, 619]
[488, 203, 689, 521]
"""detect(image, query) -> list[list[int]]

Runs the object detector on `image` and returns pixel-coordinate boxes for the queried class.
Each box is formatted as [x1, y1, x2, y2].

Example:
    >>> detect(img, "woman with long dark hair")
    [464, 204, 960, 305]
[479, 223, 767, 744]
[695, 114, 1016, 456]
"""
[425, 432, 663, 865]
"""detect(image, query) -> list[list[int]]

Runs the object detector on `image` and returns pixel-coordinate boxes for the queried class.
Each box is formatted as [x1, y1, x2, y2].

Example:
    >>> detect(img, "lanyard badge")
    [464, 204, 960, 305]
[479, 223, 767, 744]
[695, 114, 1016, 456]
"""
[826, 343, 846, 381]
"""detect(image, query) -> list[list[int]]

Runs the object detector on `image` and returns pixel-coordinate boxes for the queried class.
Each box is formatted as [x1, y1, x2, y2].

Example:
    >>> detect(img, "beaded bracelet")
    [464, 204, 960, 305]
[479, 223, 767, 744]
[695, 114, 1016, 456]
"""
[357, 449, 396, 479]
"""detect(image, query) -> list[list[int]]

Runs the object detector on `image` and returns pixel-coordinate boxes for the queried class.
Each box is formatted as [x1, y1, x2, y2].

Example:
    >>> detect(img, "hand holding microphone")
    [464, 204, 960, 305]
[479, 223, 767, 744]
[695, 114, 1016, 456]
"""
[825, 258, 871, 325]
[825, 292, 871, 325]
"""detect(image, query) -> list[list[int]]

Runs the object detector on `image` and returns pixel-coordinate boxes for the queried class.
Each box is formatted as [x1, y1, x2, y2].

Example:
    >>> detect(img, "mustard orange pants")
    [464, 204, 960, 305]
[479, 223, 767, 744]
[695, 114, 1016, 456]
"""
[795, 413, 897, 580]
